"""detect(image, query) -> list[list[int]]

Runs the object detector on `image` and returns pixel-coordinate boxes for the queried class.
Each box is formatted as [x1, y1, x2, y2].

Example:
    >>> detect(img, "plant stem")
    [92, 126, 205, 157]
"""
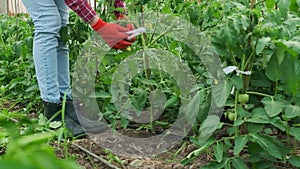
[148, 3, 160, 43]
[0, 34, 6, 50]
[228, 46, 238, 66]
[251, 0, 255, 9]
[241, 54, 246, 71]
[243, 50, 255, 70]
[146, 24, 177, 48]
[72, 143, 120, 169]
[246, 91, 274, 98]
[254, 0, 264, 7]
[61, 89, 70, 158]
[163, 36, 170, 51]
[234, 89, 240, 137]
[274, 80, 278, 95]
[140, 4, 155, 134]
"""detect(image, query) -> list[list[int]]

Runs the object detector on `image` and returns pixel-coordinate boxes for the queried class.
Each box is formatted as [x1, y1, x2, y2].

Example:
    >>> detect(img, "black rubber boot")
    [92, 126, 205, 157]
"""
[43, 102, 62, 121]
[65, 100, 109, 134]
[43, 101, 86, 138]
[64, 116, 86, 138]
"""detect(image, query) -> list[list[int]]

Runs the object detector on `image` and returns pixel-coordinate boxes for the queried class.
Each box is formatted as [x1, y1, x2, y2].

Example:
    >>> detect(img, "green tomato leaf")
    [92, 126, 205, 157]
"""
[138, 78, 158, 86]
[231, 157, 248, 169]
[285, 61, 300, 96]
[223, 22, 236, 47]
[250, 134, 283, 159]
[181, 139, 214, 165]
[269, 117, 286, 131]
[275, 42, 286, 65]
[38, 114, 48, 126]
[288, 156, 300, 167]
[0, 161, 32, 169]
[266, 0, 276, 9]
[285, 105, 300, 118]
[16, 132, 55, 147]
[277, 40, 300, 57]
[199, 115, 220, 143]
[246, 123, 264, 134]
[234, 136, 248, 156]
[229, 75, 243, 90]
[211, 80, 231, 108]
[149, 89, 166, 113]
[289, 127, 300, 141]
[284, 40, 300, 56]
[213, 142, 224, 163]
[233, 106, 249, 127]
[256, 37, 271, 55]
[278, 0, 290, 19]
[240, 15, 249, 31]
[262, 100, 284, 117]
[120, 115, 129, 129]
[265, 55, 284, 82]
[49, 121, 62, 129]
[183, 90, 202, 125]
[136, 89, 148, 109]
[289, 0, 299, 12]
[164, 95, 178, 109]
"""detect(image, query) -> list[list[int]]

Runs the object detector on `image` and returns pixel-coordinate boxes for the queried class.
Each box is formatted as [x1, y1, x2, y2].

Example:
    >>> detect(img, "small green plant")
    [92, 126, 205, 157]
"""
[0, 112, 81, 169]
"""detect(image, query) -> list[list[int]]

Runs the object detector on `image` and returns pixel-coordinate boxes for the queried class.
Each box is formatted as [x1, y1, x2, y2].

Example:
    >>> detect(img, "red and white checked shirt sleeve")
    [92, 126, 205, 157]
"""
[64, 0, 97, 23]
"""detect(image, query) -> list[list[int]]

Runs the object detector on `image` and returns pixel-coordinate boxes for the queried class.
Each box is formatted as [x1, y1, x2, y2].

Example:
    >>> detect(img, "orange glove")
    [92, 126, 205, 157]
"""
[114, 0, 136, 42]
[92, 18, 131, 50]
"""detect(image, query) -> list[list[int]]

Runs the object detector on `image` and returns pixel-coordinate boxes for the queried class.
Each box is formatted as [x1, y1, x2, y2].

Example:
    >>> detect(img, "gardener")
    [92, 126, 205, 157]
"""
[21, 0, 132, 137]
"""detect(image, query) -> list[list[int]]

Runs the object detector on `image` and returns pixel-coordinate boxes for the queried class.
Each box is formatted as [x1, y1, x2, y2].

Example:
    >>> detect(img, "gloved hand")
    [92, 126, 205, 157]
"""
[118, 16, 136, 42]
[92, 18, 131, 50]
[114, 0, 135, 42]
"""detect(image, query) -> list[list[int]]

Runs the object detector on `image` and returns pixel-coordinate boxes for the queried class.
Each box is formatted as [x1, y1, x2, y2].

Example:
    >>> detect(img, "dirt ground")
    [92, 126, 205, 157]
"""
[52, 131, 208, 169]
[51, 127, 299, 169]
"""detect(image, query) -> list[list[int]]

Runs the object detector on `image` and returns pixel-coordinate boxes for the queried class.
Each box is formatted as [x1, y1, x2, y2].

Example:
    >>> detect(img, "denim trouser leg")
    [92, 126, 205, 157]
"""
[21, 0, 71, 103]
[55, 0, 72, 100]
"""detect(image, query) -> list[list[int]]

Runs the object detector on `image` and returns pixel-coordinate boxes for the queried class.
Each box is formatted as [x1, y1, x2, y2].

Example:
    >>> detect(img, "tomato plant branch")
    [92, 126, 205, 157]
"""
[148, 8, 160, 43]
[163, 36, 170, 51]
[228, 46, 238, 66]
[254, 0, 265, 7]
[146, 24, 177, 48]
[251, 0, 256, 10]
[72, 142, 120, 169]
[241, 54, 246, 71]
[0, 35, 6, 51]
[172, 142, 187, 159]
[234, 89, 240, 136]
[246, 91, 274, 99]
[274, 80, 279, 95]
[243, 49, 255, 71]
[139, 4, 156, 134]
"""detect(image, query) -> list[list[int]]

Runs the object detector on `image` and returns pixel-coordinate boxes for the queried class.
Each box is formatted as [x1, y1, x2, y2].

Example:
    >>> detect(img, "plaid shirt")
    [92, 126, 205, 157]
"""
[65, 0, 96, 23]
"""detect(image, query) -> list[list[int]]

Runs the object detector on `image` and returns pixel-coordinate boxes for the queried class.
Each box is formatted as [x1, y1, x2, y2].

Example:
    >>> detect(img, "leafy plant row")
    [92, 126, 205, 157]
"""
[170, 0, 300, 168]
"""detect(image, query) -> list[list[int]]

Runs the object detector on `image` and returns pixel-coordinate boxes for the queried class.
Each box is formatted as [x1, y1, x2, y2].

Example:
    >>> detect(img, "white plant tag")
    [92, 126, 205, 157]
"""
[223, 66, 252, 76]
[223, 66, 238, 75]
[125, 27, 146, 40]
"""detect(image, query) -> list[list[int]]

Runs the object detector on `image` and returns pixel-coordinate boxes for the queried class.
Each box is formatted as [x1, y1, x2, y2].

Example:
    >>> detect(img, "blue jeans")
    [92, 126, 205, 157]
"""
[22, 0, 72, 103]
